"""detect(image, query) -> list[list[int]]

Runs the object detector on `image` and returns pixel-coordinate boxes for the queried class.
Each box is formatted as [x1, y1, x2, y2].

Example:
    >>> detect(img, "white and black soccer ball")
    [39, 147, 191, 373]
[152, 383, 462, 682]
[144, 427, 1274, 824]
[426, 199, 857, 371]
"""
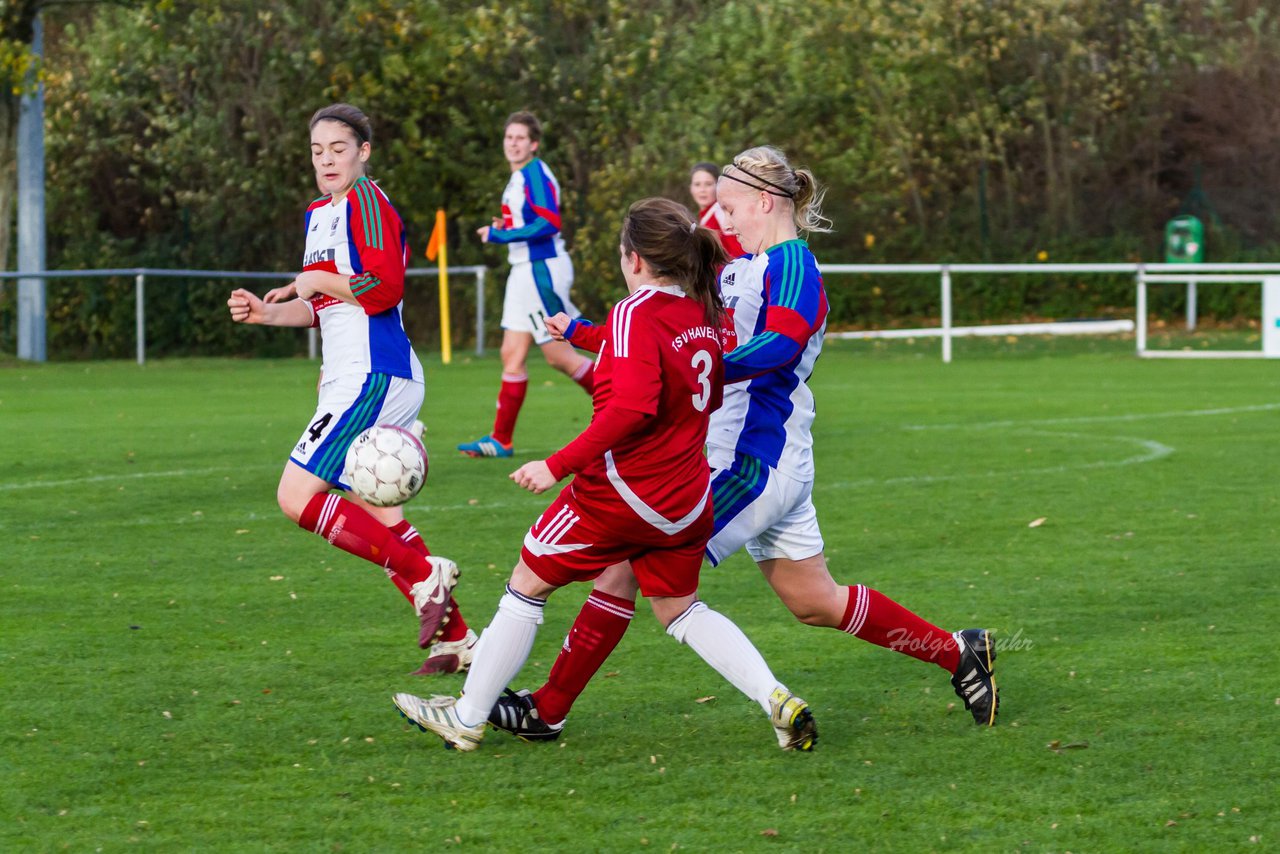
[342, 424, 428, 507]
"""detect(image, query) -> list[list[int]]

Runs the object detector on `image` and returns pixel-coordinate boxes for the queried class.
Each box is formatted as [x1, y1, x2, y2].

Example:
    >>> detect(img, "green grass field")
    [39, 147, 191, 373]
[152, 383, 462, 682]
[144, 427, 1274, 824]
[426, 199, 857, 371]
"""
[2, 336, 1276, 851]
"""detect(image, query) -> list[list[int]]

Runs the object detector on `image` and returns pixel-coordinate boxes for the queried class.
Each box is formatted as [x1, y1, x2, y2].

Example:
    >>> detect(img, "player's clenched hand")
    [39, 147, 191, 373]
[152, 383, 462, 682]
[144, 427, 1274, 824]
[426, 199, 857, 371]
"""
[263, 282, 297, 303]
[544, 312, 572, 341]
[227, 288, 267, 324]
[510, 460, 557, 494]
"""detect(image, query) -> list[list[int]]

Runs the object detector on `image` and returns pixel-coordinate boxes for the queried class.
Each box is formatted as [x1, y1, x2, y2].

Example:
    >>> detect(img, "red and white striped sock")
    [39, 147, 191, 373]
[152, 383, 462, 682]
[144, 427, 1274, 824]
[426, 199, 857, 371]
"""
[840, 584, 959, 672]
[571, 360, 594, 394]
[298, 493, 432, 587]
[533, 590, 635, 724]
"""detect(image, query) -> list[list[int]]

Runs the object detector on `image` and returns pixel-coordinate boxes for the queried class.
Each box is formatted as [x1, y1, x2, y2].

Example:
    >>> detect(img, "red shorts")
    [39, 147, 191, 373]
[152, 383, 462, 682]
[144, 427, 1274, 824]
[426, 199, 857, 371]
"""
[520, 486, 713, 598]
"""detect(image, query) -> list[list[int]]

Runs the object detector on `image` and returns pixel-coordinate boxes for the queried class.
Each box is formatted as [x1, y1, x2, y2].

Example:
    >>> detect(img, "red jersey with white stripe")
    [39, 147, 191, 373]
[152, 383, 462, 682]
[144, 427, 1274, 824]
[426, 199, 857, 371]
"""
[569, 285, 724, 532]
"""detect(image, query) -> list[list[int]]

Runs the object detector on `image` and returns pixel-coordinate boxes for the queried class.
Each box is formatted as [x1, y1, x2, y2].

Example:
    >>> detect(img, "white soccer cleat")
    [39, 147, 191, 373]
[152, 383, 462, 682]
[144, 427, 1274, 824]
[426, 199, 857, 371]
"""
[411, 556, 460, 646]
[409, 419, 425, 440]
[392, 692, 485, 751]
[414, 628, 479, 675]
[768, 686, 818, 751]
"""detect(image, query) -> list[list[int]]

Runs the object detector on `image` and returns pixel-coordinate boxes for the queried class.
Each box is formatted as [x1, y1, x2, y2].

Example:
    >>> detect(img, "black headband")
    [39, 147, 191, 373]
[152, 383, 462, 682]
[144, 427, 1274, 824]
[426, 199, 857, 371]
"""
[315, 114, 369, 144]
[721, 164, 794, 199]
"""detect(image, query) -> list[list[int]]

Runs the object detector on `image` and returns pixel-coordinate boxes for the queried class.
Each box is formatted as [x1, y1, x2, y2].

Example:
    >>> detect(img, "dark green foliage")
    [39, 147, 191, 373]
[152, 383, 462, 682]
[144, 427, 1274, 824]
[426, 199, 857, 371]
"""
[5, 0, 1280, 356]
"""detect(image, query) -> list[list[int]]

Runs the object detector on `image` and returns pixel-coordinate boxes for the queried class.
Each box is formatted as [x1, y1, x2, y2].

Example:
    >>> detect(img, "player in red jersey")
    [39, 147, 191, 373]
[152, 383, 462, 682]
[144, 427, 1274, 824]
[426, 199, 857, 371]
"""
[228, 103, 469, 669]
[392, 198, 816, 752]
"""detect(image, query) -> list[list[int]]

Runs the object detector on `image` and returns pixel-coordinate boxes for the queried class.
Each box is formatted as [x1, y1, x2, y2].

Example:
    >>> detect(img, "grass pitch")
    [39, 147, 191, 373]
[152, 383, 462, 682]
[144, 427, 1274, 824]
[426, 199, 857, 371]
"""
[2, 336, 1276, 851]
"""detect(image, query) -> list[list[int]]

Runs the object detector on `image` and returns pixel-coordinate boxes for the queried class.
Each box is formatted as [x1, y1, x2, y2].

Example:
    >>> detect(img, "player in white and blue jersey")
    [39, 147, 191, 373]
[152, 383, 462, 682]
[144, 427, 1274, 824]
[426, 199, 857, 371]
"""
[228, 103, 468, 667]
[458, 112, 595, 459]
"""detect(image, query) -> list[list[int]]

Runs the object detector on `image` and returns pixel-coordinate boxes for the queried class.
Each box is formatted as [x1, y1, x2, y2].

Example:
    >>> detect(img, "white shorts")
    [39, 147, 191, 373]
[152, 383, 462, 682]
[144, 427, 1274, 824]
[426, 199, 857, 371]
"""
[290, 372, 424, 488]
[705, 450, 824, 566]
[500, 255, 578, 345]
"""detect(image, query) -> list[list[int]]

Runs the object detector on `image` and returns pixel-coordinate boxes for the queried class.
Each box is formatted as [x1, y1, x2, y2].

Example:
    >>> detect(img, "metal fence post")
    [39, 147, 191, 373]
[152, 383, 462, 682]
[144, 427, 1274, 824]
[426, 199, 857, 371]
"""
[1136, 266, 1147, 355]
[1187, 280, 1197, 331]
[475, 267, 486, 356]
[941, 266, 953, 364]
[135, 272, 146, 365]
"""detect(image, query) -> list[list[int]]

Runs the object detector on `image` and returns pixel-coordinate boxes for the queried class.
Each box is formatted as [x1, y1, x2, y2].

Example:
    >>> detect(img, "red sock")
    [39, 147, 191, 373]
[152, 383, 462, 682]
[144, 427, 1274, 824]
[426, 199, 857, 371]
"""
[389, 519, 470, 643]
[491, 372, 527, 447]
[298, 493, 433, 586]
[532, 590, 634, 724]
[571, 360, 594, 394]
[840, 585, 959, 672]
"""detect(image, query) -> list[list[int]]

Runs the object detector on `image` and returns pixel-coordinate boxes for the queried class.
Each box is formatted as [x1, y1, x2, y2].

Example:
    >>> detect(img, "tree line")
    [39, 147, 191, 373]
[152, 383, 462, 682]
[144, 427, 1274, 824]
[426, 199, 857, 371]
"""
[2, 0, 1278, 358]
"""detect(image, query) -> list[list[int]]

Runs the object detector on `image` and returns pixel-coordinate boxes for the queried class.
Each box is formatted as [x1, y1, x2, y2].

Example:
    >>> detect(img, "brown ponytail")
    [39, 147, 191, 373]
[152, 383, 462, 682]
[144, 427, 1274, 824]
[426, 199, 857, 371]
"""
[620, 198, 726, 326]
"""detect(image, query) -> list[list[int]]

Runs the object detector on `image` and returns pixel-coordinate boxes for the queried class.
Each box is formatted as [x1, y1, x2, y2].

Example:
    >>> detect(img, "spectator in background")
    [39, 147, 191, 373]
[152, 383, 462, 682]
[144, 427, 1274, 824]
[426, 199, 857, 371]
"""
[689, 161, 744, 258]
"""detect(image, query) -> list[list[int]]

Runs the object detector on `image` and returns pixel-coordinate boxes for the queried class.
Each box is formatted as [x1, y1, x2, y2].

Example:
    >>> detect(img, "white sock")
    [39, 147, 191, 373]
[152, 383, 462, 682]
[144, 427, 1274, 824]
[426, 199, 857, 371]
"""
[454, 587, 545, 726]
[666, 600, 776, 714]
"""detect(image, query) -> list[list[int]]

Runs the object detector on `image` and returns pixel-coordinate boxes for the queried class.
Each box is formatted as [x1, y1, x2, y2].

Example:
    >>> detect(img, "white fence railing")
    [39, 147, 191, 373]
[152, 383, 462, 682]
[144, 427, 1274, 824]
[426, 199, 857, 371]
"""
[0, 266, 487, 364]
[5, 262, 1279, 363]
[819, 263, 1280, 361]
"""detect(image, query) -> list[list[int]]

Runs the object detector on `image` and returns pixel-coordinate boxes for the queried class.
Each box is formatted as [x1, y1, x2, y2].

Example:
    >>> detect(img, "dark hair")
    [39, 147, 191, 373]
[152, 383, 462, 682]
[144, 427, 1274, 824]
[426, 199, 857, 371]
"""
[620, 198, 726, 325]
[505, 110, 542, 142]
[309, 103, 373, 145]
[690, 161, 719, 181]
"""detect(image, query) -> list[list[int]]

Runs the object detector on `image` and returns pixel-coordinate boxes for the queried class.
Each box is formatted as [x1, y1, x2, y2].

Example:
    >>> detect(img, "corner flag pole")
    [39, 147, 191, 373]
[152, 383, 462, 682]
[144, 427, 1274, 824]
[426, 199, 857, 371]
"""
[426, 209, 451, 365]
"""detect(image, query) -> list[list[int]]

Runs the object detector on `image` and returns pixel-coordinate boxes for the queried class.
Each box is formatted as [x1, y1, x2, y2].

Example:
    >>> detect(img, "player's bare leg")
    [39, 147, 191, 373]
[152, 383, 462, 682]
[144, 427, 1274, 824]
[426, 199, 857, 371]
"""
[539, 337, 594, 392]
[758, 554, 997, 724]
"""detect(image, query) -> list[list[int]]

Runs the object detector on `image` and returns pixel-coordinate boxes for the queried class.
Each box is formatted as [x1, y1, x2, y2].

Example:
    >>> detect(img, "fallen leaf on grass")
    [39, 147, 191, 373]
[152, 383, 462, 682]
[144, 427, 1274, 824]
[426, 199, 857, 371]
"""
[760, 829, 778, 837]
[1047, 740, 1089, 753]
[1028, 517, 1047, 528]
[696, 696, 716, 704]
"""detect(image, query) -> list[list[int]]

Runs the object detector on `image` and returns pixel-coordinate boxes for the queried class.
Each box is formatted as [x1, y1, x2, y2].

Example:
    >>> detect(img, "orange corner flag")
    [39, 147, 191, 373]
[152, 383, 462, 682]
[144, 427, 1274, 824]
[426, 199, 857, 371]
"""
[425, 210, 446, 261]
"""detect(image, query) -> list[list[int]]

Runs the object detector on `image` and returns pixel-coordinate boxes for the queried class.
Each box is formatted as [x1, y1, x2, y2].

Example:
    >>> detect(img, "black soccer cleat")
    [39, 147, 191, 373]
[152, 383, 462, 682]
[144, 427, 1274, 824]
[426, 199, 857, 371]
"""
[487, 688, 564, 742]
[951, 628, 999, 726]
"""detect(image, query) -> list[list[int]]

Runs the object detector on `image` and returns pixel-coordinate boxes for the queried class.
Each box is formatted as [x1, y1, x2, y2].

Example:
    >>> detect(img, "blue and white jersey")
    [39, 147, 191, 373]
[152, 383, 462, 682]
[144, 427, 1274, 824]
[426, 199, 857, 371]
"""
[486, 157, 568, 265]
[707, 239, 828, 481]
[301, 179, 423, 383]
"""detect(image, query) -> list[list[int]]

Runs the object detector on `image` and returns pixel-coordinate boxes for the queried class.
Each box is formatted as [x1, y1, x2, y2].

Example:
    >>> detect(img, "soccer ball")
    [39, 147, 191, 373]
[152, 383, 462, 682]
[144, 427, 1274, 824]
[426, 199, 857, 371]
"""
[342, 424, 428, 507]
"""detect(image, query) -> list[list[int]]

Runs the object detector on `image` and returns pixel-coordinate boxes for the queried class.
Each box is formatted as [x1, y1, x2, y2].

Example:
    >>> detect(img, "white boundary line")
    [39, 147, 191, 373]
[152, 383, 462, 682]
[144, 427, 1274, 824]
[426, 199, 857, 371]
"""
[903, 402, 1280, 431]
[1, 404, 1268, 495]
[819, 431, 1174, 491]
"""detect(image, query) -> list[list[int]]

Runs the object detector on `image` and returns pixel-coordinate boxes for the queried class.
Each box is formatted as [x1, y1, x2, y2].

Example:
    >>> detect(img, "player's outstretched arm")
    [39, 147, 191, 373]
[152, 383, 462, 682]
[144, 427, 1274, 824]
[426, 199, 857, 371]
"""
[228, 288, 314, 327]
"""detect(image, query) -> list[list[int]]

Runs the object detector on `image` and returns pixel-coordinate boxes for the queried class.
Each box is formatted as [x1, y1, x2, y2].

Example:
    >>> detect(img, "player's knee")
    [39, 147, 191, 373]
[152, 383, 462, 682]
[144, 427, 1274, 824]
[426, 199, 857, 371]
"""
[787, 600, 842, 628]
[276, 485, 305, 524]
[498, 340, 524, 365]
[543, 350, 575, 373]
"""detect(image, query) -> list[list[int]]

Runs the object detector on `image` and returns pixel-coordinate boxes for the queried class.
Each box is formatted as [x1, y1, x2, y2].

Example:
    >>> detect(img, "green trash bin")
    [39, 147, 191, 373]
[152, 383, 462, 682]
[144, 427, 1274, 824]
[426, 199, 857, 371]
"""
[1164, 214, 1204, 330]
[1165, 215, 1204, 264]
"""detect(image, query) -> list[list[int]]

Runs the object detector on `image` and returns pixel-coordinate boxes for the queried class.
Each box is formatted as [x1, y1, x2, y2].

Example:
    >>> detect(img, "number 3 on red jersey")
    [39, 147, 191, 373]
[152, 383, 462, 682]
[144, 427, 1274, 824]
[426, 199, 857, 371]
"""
[691, 349, 714, 412]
